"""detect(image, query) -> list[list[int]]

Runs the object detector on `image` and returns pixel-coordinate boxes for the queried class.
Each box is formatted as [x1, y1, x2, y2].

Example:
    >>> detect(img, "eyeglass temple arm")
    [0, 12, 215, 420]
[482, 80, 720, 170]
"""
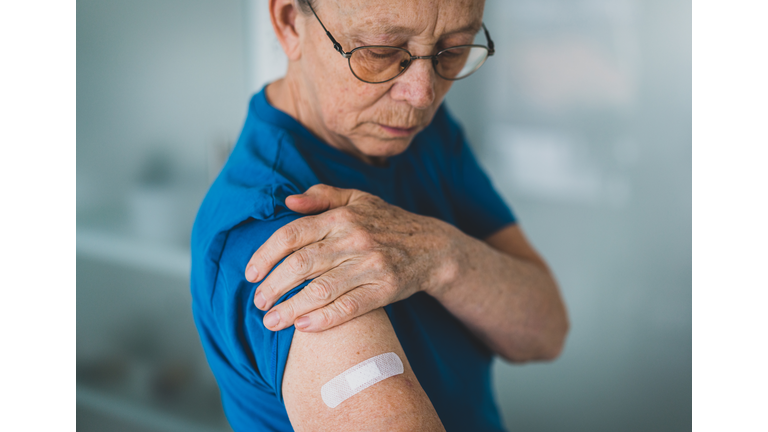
[482, 23, 495, 56]
[308, 2, 353, 58]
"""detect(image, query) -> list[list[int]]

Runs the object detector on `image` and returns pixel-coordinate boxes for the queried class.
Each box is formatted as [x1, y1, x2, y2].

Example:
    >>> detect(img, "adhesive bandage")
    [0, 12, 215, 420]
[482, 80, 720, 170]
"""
[320, 352, 404, 408]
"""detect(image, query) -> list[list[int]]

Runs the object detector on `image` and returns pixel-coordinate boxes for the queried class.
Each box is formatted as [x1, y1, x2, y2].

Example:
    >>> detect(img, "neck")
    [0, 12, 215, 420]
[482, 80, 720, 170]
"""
[265, 69, 388, 166]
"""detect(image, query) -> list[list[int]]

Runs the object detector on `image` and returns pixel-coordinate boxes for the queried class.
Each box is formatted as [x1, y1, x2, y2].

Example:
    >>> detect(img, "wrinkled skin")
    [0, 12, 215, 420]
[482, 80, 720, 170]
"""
[247, 184, 460, 332]
[246, 0, 568, 363]
[267, 0, 485, 165]
[257, 0, 486, 331]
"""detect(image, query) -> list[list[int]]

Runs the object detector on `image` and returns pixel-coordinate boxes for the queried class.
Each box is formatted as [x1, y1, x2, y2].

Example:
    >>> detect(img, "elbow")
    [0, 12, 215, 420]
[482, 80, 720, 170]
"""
[538, 323, 569, 361]
[498, 313, 570, 364]
[534, 285, 571, 361]
[541, 313, 570, 361]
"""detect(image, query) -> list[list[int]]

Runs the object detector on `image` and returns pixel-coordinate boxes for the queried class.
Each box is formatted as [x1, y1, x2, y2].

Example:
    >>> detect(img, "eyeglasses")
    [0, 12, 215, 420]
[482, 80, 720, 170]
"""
[307, 3, 495, 84]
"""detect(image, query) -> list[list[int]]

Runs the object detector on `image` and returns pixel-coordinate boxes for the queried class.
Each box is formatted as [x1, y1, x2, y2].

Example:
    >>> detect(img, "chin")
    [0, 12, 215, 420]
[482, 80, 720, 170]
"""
[357, 137, 414, 159]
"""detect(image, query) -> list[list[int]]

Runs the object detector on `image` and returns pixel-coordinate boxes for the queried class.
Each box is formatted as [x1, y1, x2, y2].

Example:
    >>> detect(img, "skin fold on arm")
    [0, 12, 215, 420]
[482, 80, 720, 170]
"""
[282, 308, 445, 431]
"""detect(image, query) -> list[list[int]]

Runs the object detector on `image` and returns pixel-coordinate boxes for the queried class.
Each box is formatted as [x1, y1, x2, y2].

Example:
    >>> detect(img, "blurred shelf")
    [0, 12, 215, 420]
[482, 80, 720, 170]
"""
[77, 228, 190, 280]
[77, 385, 231, 432]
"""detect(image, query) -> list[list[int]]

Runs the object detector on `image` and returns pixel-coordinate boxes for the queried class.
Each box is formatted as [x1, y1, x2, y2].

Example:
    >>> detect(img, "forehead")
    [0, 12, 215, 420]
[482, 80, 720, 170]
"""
[319, 0, 485, 38]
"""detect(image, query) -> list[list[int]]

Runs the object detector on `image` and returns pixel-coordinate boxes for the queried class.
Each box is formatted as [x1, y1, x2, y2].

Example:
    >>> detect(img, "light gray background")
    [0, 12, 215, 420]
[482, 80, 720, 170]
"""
[77, 1, 691, 431]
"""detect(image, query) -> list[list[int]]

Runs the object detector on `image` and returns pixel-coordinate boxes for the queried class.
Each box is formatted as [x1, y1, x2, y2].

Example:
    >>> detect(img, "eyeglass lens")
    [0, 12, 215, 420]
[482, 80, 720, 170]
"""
[349, 46, 489, 83]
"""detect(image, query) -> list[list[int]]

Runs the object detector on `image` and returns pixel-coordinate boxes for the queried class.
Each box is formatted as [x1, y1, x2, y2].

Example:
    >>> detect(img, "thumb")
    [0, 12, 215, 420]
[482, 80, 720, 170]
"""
[285, 184, 363, 214]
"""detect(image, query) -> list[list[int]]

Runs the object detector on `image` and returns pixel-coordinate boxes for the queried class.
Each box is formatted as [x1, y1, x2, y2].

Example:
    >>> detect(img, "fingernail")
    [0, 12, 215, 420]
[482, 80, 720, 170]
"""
[254, 292, 266, 309]
[246, 265, 259, 282]
[263, 310, 280, 329]
[295, 316, 311, 330]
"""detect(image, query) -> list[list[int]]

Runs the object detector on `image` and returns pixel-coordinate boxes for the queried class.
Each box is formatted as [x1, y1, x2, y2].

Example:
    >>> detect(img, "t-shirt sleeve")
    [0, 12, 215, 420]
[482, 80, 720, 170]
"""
[448, 126, 517, 240]
[213, 213, 311, 403]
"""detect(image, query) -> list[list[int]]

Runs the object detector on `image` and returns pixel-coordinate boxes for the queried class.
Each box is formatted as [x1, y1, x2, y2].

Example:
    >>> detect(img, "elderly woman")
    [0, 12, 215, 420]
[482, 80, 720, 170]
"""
[191, 0, 569, 430]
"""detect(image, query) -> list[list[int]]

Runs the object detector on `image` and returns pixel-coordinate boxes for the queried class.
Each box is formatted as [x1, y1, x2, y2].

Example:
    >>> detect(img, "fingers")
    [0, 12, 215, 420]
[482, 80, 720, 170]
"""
[254, 240, 342, 311]
[245, 215, 331, 283]
[261, 264, 368, 331]
[294, 286, 385, 332]
[285, 184, 367, 214]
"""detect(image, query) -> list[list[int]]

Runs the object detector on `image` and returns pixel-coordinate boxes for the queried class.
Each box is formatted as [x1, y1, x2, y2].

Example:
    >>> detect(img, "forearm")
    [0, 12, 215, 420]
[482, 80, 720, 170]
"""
[247, 184, 568, 360]
[428, 225, 569, 363]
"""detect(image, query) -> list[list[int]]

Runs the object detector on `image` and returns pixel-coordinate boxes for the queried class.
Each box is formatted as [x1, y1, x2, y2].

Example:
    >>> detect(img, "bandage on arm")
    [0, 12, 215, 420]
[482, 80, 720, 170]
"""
[282, 308, 445, 432]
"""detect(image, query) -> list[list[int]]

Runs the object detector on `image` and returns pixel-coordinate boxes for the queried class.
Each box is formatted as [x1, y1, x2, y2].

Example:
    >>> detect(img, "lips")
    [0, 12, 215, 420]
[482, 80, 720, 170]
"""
[378, 124, 419, 136]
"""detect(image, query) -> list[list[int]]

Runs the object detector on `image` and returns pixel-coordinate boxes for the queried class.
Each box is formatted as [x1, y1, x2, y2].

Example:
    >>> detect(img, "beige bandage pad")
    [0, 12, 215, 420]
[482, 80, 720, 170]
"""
[320, 352, 404, 408]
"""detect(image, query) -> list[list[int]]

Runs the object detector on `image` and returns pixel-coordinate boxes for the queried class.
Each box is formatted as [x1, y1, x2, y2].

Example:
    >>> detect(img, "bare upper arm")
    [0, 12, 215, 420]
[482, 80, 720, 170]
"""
[282, 308, 445, 432]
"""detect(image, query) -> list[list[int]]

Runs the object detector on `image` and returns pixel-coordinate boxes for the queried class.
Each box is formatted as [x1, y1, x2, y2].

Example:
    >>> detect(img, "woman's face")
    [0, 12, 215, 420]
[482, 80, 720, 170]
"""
[293, 0, 486, 161]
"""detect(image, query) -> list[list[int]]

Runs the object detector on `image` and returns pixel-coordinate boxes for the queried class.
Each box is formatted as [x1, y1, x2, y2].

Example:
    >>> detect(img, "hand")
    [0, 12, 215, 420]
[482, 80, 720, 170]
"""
[245, 184, 459, 332]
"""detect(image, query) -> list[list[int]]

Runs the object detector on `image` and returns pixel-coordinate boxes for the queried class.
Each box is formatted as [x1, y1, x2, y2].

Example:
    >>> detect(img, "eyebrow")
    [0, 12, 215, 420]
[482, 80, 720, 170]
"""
[443, 22, 484, 36]
[346, 21, 483, 40]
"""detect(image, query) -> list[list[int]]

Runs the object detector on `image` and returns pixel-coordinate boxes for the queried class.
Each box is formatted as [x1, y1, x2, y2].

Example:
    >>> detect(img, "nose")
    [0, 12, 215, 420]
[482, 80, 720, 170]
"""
[390, 58, 436, 109]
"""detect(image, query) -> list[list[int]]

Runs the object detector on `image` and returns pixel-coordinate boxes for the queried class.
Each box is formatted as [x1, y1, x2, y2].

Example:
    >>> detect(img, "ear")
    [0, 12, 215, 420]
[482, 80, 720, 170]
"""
[270, 0, 303, 61]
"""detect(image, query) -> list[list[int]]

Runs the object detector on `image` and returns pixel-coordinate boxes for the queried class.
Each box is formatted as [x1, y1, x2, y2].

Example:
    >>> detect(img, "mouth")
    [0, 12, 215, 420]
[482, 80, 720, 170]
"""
[377, 123, 420, 137]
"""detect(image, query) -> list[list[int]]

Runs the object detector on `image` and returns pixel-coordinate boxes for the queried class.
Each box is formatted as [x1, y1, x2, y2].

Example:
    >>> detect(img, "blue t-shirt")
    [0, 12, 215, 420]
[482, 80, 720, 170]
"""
[191, 88, 516, 432]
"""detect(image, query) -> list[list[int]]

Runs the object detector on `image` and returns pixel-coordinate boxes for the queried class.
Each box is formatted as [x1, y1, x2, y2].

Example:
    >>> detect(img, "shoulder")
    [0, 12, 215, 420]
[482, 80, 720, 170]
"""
[190, 95, 319, 346]
[191, 95, 321, 272]
[215, 215, 303, 288]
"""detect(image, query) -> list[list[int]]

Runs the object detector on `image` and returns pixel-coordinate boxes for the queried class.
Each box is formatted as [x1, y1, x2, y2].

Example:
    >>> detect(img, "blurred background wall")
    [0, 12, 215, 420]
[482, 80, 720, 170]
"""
[76, 0, 691, 431]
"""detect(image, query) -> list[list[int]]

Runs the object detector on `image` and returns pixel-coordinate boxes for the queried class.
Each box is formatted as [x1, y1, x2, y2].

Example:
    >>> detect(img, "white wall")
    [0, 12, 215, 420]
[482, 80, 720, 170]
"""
[77, 0, 250, 228]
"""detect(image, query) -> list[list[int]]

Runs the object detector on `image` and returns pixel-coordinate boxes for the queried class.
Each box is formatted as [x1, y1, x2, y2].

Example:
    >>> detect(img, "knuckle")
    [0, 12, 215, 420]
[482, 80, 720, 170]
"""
[333, 207, 354, 223]
[369, 252, 387, 271]
[336, 295, 359, 317]
[383, 281, 399, 297]
[362, 194, 381, 205]
[381, 271, 398, 288]
[255, 250, 272, 268]
[278, 224, 300, 248]
[287, 250, 311, 275]
[352, 229, 374, 249]
[307, 278, 333, 302]
[278, 302, 294, 319]
[260, 283, 273, 297]
[369, 283, 393, 304]
[316, 308, 334, 328]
